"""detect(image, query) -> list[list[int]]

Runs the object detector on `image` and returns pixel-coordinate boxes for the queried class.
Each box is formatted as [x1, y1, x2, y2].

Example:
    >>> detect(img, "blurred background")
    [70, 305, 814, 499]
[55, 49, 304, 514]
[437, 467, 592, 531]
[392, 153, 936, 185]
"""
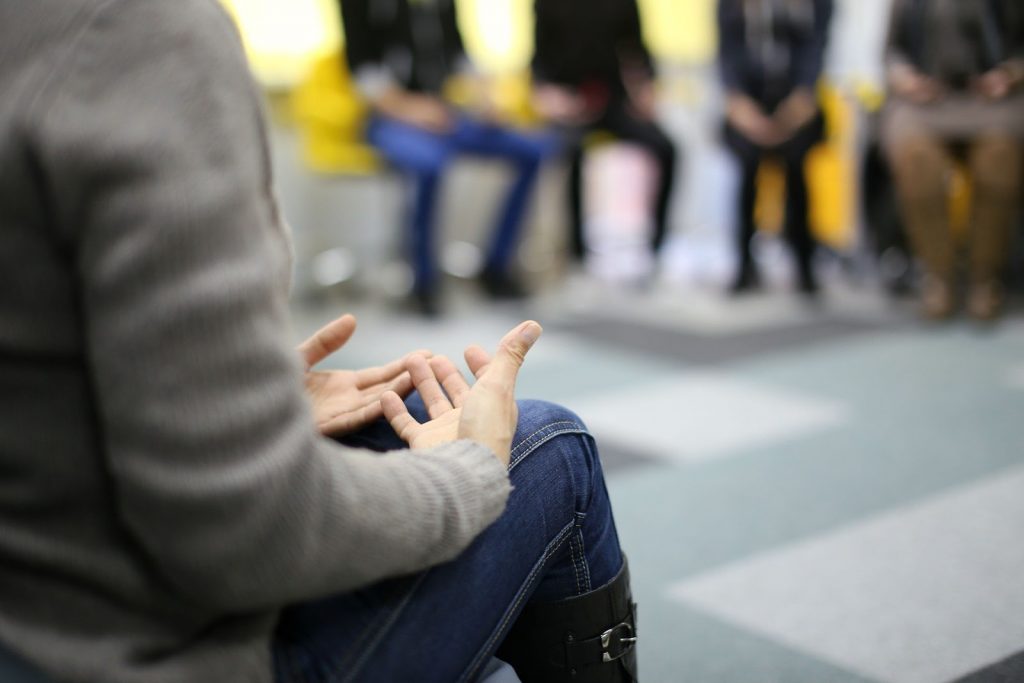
[223, 1, 1024, 681]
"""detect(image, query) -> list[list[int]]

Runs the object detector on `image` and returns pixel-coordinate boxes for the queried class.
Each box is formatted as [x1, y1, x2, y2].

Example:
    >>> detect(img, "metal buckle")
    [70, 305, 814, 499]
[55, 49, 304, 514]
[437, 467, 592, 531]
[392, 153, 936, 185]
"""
[600, 622, 637, 663]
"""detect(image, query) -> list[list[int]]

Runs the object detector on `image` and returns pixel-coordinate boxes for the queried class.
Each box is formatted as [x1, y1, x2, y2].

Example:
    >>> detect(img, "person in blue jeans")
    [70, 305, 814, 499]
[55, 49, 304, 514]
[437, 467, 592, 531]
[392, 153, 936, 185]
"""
[340, 0, 556, 316]
[274, 318, 637, 683]
[274, 401, 634, 683]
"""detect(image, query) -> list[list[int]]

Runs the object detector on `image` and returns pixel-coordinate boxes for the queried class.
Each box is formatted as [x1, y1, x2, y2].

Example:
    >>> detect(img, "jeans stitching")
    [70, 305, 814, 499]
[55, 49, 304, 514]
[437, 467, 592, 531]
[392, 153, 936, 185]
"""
[335, 571, 431, 683]
[457, 520, 577, 683]
[509, 422, 588, 471]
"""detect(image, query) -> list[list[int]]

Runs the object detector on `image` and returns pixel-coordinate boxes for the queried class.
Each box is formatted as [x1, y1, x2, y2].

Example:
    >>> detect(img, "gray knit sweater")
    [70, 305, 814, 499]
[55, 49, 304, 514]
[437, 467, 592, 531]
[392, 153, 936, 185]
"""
[0, 1, 510, 681]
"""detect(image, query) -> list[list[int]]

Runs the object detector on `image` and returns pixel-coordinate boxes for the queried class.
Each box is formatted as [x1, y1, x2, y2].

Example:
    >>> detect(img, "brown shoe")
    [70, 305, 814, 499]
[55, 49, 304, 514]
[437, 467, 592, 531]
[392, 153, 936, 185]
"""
[966, 280, 1004, 321]
[920, 277, 955, 320]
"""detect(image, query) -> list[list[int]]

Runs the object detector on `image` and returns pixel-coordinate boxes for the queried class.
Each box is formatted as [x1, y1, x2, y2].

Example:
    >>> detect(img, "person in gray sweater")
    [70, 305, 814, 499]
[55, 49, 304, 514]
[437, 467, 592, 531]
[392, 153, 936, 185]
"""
[0, 1, 636, 682]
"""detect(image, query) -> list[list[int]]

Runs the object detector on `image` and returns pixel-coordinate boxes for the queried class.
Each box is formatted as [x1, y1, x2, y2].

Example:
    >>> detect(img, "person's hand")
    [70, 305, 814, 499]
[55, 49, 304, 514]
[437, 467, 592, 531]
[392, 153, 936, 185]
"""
[532, 84, 590, 124]
[773, 89, 818, 139]
[381, 320, 543, 466]
[627, 79, 658, 121]
[465, 75, 507, 124]
[299, 314, 427, 436]
[402, 94, 455, 133]
[890, 63, 945, 104]
[973, 66, 1015, 101]
[375, 89, 454, 133]
[727, 94, 783, 147]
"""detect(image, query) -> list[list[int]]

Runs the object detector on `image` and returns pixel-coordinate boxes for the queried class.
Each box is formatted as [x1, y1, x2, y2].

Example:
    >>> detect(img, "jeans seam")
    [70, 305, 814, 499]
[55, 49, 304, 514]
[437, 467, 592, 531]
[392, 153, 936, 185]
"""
[509, 421, 588, 472]
[335, 571, 431, 683]
[457, 519, 578, 683]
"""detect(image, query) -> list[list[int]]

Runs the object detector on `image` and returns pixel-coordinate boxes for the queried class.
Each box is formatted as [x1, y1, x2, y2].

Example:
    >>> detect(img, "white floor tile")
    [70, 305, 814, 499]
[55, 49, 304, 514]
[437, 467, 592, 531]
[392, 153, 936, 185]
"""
[668, 465, 1024, 683]
[1006, 363, 1024, 390]
[568, 370, 847, 463]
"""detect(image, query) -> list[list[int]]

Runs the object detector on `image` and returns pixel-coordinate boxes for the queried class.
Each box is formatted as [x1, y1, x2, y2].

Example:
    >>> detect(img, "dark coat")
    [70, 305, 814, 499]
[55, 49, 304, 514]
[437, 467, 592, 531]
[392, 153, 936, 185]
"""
[717, 0, 833, 107]
[531, 0, 653, 96]
[886, 0, 1024, 89]
[339, 0, 466, 94]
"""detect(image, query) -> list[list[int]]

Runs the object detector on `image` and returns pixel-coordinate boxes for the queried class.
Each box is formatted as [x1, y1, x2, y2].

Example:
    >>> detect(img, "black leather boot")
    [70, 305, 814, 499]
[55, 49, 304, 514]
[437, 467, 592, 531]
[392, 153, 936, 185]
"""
[497, 558, 638, 682]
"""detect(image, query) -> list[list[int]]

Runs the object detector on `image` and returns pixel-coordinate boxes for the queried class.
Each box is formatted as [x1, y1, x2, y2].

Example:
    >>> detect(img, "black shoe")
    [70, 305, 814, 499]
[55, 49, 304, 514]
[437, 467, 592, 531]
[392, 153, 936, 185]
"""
[497, 558, 638, 683]
[479, 267, 530, 300]
[797, 266, 820, 298]
[407, 287, 441, 318]
[728, 264, 761, 295]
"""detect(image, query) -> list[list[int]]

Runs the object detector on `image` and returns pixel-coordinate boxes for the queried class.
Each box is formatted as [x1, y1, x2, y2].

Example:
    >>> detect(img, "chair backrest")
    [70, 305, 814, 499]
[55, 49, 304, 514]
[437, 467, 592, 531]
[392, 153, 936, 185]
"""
[290, 51, 382, 175]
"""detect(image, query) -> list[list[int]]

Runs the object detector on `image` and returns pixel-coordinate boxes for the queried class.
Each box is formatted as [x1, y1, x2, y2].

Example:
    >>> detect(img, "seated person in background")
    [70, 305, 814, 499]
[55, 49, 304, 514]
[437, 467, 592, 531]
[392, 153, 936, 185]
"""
[340, 0, 554, 316]
[0, 1, 637, 682]
[531, 0, 679, 268]
[718, 0, 834, 296]
[882, 0, 1024, 321]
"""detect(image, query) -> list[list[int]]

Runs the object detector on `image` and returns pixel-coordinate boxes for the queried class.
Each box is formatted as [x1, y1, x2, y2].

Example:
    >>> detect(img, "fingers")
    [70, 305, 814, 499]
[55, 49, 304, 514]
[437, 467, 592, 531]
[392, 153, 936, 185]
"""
[406, 354, 453, 419]
[382, 391, 419, 443]
[319, 401, 383, 437]
[464, 345, 492, 379]
[429, 356, 471, 407]
[355, 349, 430, 389]
[384, 371, 415, 401]
[298, 314, 357, 369]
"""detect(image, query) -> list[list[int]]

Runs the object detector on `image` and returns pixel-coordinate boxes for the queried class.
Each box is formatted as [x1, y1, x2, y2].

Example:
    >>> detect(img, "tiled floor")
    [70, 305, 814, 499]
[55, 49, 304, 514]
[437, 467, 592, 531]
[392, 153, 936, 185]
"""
[290, 276, 1024, 683]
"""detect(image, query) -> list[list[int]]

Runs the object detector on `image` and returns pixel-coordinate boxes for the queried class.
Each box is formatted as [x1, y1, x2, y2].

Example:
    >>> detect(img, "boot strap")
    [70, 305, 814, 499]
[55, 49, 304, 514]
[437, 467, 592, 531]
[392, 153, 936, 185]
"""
[562, 601, 638, 669]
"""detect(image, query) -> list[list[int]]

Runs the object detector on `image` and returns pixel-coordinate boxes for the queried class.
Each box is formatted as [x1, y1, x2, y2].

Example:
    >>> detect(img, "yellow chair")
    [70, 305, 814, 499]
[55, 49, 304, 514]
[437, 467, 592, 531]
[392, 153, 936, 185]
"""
[291, 51, 381, 175]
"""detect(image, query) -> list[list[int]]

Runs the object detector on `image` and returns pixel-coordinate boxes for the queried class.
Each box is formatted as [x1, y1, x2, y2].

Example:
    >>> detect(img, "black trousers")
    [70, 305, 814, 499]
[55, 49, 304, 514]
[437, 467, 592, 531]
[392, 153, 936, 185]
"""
[724, 111, 824, 278]
[565, 102, 679, 260]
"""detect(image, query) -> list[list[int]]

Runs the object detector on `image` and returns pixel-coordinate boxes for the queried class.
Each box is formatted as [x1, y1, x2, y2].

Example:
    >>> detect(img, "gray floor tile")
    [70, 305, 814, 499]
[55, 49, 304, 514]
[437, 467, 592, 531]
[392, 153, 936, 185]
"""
[668, 465, 1024, 683]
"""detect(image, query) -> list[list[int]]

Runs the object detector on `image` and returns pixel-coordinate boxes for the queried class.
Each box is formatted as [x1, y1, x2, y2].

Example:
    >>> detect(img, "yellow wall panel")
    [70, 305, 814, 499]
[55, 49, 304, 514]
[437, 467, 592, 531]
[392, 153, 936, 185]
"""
[640, 0, 717, 64]
[223, 0, 720, 88]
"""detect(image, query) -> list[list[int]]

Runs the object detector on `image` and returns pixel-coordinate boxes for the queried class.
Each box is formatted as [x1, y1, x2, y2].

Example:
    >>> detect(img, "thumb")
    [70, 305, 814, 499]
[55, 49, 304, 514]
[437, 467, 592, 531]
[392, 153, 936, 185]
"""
[487, 321, 542, 382]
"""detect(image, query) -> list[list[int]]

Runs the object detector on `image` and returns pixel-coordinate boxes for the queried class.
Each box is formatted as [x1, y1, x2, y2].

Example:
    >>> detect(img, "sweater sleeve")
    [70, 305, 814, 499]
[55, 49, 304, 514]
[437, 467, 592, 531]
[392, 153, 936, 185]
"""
[33, 0, 510, 611]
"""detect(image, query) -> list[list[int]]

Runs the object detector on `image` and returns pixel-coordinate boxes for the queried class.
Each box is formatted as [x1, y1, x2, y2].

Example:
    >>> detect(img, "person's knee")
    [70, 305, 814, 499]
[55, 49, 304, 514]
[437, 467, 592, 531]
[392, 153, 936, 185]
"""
[512, 135, 553, 172]
[510, 400, 605, 511]
[510, 400, 592, 467]
[886, 137, 951, 198]
[970, 138, 1024, 196]
[887, 137, 945, 177]
[515, 400, 587, 439]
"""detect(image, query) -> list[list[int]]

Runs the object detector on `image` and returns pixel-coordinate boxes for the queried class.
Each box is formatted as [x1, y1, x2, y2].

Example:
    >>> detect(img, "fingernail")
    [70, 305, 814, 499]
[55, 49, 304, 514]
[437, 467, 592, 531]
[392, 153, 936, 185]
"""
[519, 322, 542, 345]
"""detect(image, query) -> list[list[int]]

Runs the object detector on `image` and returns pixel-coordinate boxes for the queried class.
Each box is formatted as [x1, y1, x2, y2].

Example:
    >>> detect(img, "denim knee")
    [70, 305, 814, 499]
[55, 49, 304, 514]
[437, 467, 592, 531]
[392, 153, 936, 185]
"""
[511, 400, 588, 459]
[506, 400, 622, 598]
[510, 400, 600, 495]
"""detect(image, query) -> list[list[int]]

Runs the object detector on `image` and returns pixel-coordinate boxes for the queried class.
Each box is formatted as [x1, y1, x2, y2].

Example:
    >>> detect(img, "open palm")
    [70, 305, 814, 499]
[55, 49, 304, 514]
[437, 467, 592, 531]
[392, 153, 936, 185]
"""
[382, 321, 541, 465]
[299, 314, 424, 436]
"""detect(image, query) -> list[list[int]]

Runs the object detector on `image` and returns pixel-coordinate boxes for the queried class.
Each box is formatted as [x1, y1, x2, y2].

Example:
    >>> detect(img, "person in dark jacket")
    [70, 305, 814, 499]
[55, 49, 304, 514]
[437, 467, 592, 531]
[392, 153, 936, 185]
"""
[339, 0, 555, 316]
[531, 0, 679, 267]
[718, 0, 833, 295]
[883, 0, 1024, 321]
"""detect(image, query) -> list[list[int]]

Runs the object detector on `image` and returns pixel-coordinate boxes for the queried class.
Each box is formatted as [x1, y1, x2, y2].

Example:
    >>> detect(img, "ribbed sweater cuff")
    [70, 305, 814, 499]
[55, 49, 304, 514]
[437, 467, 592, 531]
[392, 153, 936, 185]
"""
[414, 439, 511, 533]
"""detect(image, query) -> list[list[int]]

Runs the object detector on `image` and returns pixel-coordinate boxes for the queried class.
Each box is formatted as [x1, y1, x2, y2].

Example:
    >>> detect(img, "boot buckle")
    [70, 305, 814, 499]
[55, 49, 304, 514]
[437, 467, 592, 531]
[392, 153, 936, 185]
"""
[600, 622, 636, 663]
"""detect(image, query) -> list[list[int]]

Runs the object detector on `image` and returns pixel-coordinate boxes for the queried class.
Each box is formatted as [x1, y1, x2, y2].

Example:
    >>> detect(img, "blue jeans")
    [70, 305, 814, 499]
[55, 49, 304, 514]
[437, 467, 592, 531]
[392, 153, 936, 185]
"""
[366, 114, 556, 292]
[272, 398, 624, 683]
